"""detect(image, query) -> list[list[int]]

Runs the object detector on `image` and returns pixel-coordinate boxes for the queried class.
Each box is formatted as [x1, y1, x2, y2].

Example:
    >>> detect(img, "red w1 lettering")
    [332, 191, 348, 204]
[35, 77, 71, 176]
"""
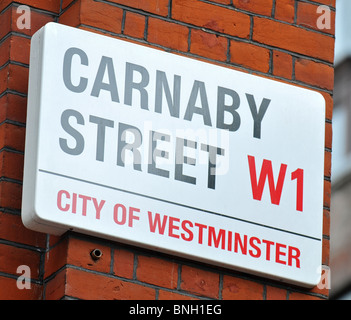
[248, 155, 304, 212]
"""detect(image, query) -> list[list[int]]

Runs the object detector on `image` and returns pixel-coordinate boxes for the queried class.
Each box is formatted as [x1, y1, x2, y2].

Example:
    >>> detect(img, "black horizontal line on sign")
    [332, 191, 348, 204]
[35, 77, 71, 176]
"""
[38, 169, 321, 242]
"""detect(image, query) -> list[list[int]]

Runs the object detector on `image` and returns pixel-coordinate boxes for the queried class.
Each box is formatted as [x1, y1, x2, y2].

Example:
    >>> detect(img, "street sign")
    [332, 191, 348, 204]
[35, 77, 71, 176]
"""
[22, 23, 325, 287]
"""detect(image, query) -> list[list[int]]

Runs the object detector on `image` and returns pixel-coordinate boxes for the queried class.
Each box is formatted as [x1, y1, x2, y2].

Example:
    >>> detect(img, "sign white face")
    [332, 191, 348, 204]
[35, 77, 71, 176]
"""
[22, 22, 325, 288]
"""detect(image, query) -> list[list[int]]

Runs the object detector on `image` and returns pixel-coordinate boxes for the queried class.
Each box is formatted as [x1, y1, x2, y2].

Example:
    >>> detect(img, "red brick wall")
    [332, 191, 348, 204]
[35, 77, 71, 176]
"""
[0, 0, 334, 300]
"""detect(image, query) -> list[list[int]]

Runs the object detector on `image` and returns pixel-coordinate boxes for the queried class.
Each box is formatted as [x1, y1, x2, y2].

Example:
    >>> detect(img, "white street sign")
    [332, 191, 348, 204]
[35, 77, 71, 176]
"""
[22, 23, 325, 287]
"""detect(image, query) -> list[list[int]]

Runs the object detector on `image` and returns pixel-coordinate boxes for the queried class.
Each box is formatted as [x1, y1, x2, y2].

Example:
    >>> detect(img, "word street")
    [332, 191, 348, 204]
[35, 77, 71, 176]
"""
[59, 47, 273, 191]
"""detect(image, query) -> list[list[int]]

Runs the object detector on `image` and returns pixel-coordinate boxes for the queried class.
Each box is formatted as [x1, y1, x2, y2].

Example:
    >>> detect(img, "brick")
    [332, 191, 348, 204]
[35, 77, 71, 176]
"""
[172, 0, 250, 39]
[137, 255, 178, 289]
[324, 150, 331, 178]
[78, 25, 125, 41]
[273, 50, 293, 79]
[323, 209, 330, 237]
[0, 0, 60, 14]
[9, 36, 31, 65]
[253, 17, 335, 63]
[65, 268, 156, 299]
[147, 18, 188, 52]
[0, 94, 27, 124]
[10, 6, 55, 37]
[80, 0, 123, 33]
[0, 66, 8, 95]
[124, 11, 145, 39]
[230, 40, 270, 73]
[0, 37, 11, 67]
[0, 5, 53, 41]
[209, 0, 231, 4]
[45, 268, 67, 300]
[113, 248, 134, 279]
[295, 59, 334, 90]
[0, 213, 46, 247]
[0, 151, 24, 181]
[60, 0, 123, 33]
[48, 234, 62, 247]
[297, 2, 335, 35]
[109, 0, 169, 17]
[62, 0, 76, 10]
[0, 276, 42, 300]
[180, 265, 219, 299]
[324, 121, 332, 150]
[158, 290, 198, 300]
[266, 286, 287, 300]
[323, 179, 331, 208]
[67, 238, 111, 274]
[274, 0, 295, 23]
[322, 238, 330, 265]
[222, 275, 264, 300]
[59, 0, 80, 27]
[0, 243, 41, 278]
[44, 238, 68, 278]
[6, 64, 29, 95]
[317, 0, 335, 7]
[289, 291, 323, 300]
[0, 181, 22, 210]
[0, 6, 52, 43]
[0, 6, 12, 40]
[190, 29, 227, 62]
[233, 0, 273, 16]
[46, 237, 112, 279]
[0, 123, 26, 152]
